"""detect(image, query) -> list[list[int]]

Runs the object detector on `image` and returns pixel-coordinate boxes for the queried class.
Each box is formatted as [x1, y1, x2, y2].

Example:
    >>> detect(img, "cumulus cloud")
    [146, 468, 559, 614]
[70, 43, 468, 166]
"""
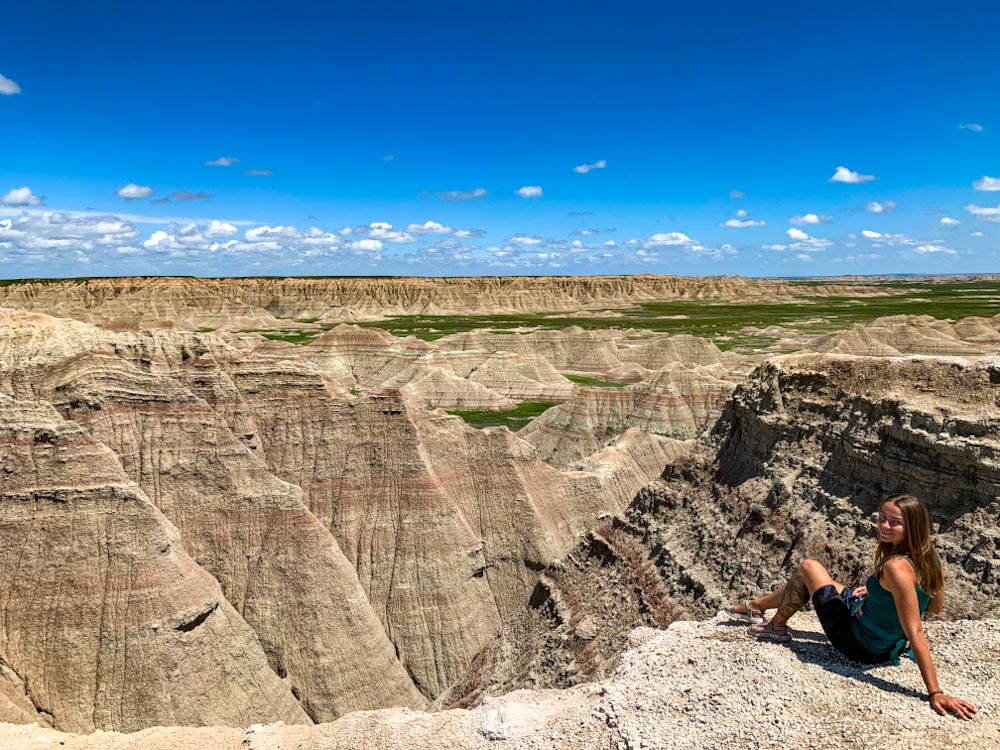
[117, 183, 154, 200]
[2, 187, 45, 207]
[453, 228, 485, 239]
[830, 166, 875, 184]
[348, 238, 383, 251]
[640, 232, 694, 246]
[243, 168, 275, 176]
[939, 217, 961, 226]
[438, 187, 488, 201]
[789, 213, 828, 225]
[861, 229, 884, 239]
[0, 211, 140, 254]
[796, 254, 813, 262]
[516, 185, 543, 198]
[572, 159, 606, 174]
[0, 74, 21, 95]
[973, 176, 1000, 191]
[763, 227, 833, 252]
[366, 221, 415, 243]
[508, 234, 543, 245]
[959, 123, 984, 132]
[406, 220, 452, 234]
[204, 156, 239, 167]
[720, 208, 765, 228]
[965, 203, 1000, 221]
[865, 200, 897, 213]
[729, 189, 746, 199]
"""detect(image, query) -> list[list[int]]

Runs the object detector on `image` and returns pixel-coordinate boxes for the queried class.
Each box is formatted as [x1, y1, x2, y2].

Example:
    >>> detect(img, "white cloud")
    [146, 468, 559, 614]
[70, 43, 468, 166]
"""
[964, 203, 1000, 222]
[973, 176, 1000, 191]
[764, 227, 833, 253]
[363, 221, 415, 243]
[453, 228, 485, 239]
[406, 220, 452, 234]
[0, 74, 21, 95]
[729, 189, 745, 199]
[914, 244, 957, 256]
[642, 232, 693, 246]
[865, 201, 897, 213]
[939, 217, 961, 226]
[959, 123, 984, 132]
[516, 185, 543, 198]
[861, 229, 884, 239]
[509, 234, 543, 245]
[789, 213, 832, 226]
[205, 220, 238, 238]
[970, 231, 984, 237]
[0, 211, 139, 253]
[438, 187, 488, 201]
[720, 208, 765, 228]
[830, 166, 875, 184]
[796, 254, 813, 262]
[243, 168, 275, 176]
[117, 183, 154, 200]
[572, 159, 607, 174]
[2, 187, 45, 207]
[721, 218, 766, 228]
[348, 238, 383, 251]
[204, 156, 239, 167]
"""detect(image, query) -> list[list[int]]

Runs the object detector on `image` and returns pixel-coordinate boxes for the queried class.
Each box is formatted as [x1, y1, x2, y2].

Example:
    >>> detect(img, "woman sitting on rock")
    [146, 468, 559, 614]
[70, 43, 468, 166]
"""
[726, 494, 977, 720]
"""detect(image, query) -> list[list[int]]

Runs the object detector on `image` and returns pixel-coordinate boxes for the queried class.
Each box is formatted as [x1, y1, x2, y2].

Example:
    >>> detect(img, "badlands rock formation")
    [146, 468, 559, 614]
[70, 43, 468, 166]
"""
[0, 308, 685, 730]
[521, 363, 736, 467]
[1, 612, 996, 750]
[0, 275, 894, 327]
[812, 314, 1000, 356]
[443, 352, 1000, 704]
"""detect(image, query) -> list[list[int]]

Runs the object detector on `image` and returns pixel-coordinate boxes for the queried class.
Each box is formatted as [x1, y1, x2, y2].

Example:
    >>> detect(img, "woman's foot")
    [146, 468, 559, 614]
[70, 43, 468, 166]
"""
[723, 600, 764, 624]
[748, 621, 792, 643]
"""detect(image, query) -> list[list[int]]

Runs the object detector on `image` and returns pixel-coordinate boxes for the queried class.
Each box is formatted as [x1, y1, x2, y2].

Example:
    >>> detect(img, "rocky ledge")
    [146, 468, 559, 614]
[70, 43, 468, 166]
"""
[1, 611, 996, 750]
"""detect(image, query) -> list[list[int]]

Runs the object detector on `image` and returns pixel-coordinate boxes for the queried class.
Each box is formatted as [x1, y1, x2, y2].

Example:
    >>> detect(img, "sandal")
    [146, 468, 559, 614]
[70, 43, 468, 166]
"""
[748, 621, 792, 643]
[723, 600, 764, 624]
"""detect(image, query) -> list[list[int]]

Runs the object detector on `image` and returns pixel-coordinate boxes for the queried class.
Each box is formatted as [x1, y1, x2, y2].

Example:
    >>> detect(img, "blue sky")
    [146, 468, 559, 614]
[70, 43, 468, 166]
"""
[1, 1, 998, 278]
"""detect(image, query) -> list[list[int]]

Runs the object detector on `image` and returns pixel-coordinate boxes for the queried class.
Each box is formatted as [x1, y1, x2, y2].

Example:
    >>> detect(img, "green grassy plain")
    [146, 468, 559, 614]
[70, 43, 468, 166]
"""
[446, 401, 559, 430]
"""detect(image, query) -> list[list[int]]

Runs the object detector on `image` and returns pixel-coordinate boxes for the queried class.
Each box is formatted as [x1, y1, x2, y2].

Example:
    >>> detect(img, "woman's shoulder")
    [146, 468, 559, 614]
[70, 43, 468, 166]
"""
[882, 555, 919, 582]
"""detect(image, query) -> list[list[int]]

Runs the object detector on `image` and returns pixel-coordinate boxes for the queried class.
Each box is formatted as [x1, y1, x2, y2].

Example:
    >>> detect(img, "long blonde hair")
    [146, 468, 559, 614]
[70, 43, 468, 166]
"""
[873, 494, 944, 596]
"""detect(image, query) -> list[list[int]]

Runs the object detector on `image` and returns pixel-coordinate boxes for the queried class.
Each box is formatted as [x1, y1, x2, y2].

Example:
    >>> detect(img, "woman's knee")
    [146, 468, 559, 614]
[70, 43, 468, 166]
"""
[798, 559, 827, 577]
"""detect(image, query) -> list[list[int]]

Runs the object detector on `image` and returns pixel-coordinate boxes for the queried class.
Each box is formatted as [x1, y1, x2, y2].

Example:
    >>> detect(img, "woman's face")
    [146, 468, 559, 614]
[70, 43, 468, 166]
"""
[877, 502, 907, 546]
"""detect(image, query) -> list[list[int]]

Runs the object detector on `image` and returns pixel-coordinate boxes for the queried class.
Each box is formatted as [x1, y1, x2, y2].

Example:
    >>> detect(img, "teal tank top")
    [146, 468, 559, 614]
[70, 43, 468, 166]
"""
[850, 557, 932, 665]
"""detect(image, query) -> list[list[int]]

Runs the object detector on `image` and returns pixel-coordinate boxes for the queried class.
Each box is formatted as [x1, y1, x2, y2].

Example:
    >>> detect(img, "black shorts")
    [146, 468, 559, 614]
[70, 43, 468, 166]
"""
[811, 584, 887, 665]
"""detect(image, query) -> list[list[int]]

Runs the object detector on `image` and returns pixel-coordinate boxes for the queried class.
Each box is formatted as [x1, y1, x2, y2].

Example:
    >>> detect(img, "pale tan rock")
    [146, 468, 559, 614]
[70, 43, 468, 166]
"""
[520, 364, 735, 467]
[0, 395, 309, 733]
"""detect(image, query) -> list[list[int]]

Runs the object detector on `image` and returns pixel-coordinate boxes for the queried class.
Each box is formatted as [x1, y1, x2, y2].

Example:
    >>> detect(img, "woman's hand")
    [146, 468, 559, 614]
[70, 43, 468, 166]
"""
[930, 692, 978, 720]
[853, 584, 867, 598]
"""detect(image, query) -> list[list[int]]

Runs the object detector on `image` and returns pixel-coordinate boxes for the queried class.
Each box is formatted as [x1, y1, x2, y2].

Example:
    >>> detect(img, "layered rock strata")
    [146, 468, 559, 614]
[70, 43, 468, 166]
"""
[0, 395, 309, 733]
[521, 363, 736, 467]
[0, 275, 896, 327]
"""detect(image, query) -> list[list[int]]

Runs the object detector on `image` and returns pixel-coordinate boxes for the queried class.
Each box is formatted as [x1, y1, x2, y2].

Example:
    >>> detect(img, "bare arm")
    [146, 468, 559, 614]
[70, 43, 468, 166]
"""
[883, 559, 976, 720]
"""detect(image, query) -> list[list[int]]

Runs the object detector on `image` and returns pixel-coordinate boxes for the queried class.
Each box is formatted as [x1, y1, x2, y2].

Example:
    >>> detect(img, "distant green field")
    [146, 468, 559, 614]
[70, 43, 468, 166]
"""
[563, 374, 628, 388]
[447, 401, 558, 431]
[348, 280, 1000, 351]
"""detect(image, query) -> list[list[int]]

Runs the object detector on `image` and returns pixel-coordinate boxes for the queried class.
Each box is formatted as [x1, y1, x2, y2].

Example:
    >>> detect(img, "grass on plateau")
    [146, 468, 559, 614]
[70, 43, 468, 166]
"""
[563, 374, 628, 388]
[447, 401, 559, 431]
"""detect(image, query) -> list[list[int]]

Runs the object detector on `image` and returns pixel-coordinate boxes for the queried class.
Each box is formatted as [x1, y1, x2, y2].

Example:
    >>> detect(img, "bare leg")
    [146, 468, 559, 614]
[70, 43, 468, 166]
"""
[748, 560, 843, 631]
